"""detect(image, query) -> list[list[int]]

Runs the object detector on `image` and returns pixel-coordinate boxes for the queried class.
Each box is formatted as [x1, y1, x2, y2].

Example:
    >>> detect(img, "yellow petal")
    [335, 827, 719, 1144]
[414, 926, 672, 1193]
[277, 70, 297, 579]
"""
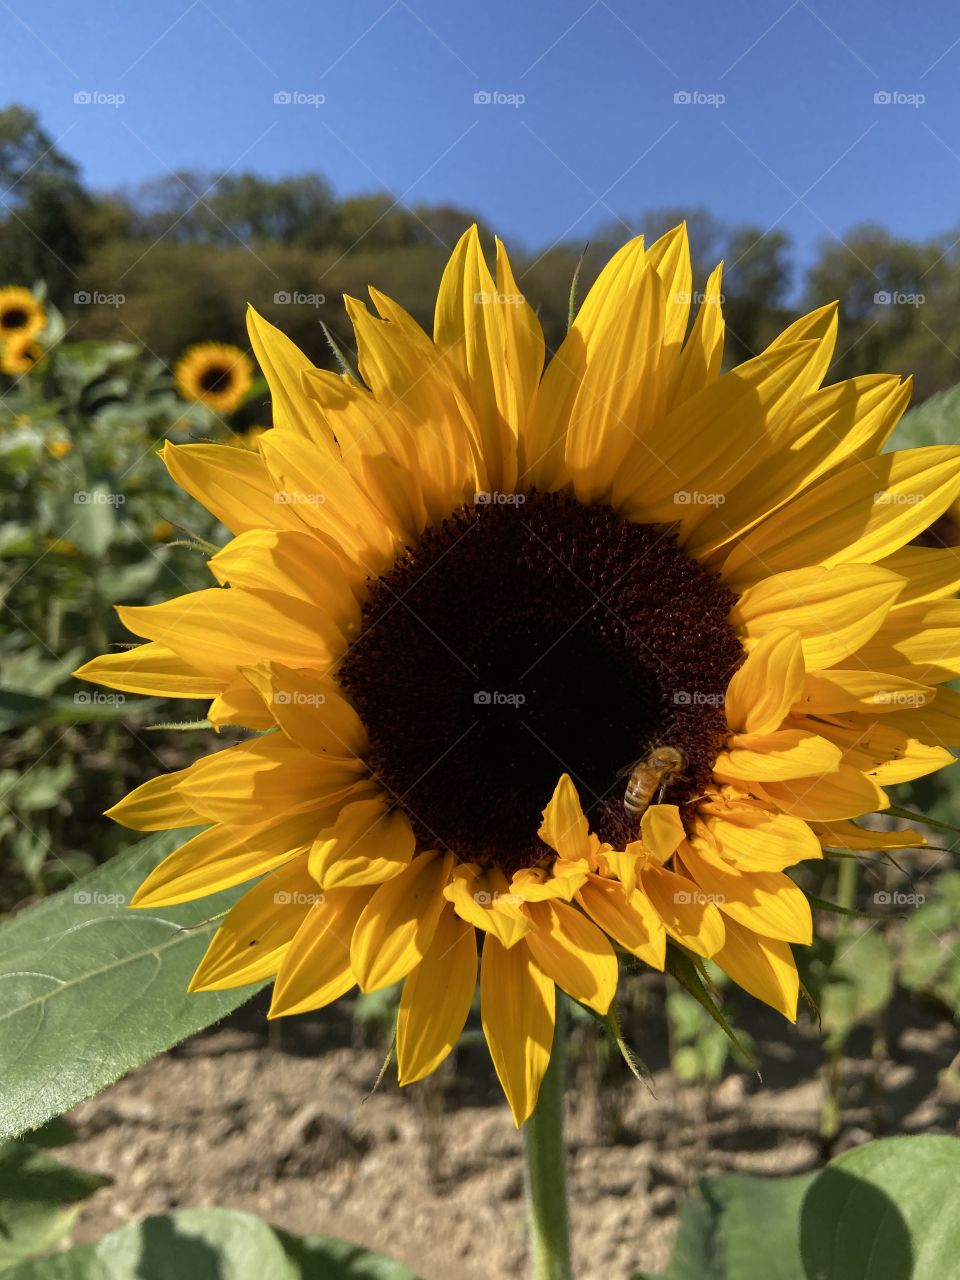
[188, 854, 319, 991]
[699, 808, 822, 871]
[207, 676, 276, 731]
[879, 684, 960, 746]
[878, 543, 960, 605]
[117, 588, 342, 681]
[443, 866, 533, 948]
[850, 600, 960, 682]
[713, 917, 799, 1020]
[131, 808, 337, 907]
[73, 641, 221, 699]
[640, 864, 726, 957]
[240, 661, 368, 758]
[269, 885, 373, 1017]
[105, 771, 200, 831]
[715, 730, 842, 783]
[309, 797, 415, 888]
[731, 565, 905, 669]
[246, 306, 327, 444]
[721, 447, 960, 587]
[756, 766, 888, 821]
[209, 528, 361, 627]
[350, 850, 453, 991]
[163, 441, 304, 534]
[538, 774, 593, 860]
[795, 669, 935, 716]
[397, 905, 478, 1084]
[812, 820, 926, 850]
[640, 804, 685, 860]
[577, 874, 666, 969]
[524, 899, 617, 1014]
[725, 628, 805, 735]
[480, 936, 555, 1126]
[668, 261, 724, 407]
[680, 844, 812, 944]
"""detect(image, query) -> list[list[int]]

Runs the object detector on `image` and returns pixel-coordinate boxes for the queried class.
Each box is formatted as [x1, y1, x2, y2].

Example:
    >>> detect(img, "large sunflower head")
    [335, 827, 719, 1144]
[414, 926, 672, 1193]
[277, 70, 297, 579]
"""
[1, 331, 45, 376]
[0, 286, 46, 340]
[174, 342, 253, 414]
[77, 225, 960, 1125]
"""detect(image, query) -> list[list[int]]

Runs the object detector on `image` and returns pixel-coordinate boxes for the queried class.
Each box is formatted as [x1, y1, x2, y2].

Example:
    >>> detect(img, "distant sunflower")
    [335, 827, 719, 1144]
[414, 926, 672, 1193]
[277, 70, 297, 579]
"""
[0, 287, 46, 340]
[174, 342, 253, 414]
[77, 226, 960, 1124]
[1, 332, 44, 376]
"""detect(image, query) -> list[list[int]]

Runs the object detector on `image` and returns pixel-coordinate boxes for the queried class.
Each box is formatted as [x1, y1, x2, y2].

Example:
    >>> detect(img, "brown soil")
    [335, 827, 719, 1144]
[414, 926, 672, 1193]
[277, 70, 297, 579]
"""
[62, 984, 960, 1280]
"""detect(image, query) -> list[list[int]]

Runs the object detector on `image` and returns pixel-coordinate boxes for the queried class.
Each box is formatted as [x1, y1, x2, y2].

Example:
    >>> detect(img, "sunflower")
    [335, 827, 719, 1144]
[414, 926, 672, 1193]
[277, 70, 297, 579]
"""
[1, 332, 44, 376]
[174, 342, 253, 414]
[76, 225, 960, 1125]
[0, 286, 46, 340]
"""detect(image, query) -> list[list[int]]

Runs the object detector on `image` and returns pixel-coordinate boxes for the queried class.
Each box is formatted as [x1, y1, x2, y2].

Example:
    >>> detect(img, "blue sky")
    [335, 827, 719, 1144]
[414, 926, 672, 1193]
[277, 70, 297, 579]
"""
[6, 0, 960, 277]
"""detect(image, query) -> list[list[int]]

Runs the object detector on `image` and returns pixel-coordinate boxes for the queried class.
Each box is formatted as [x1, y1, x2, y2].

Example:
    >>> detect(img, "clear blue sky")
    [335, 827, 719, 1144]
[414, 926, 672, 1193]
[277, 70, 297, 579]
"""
[5, 0, 960, 276]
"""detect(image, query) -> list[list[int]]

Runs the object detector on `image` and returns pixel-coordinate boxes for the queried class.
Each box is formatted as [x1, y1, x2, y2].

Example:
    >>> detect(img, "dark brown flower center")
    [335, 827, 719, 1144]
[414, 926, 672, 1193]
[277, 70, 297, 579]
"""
[337, 491, 743, 873]
[199, 364, 232, 393]
[1, 307, 29, 331]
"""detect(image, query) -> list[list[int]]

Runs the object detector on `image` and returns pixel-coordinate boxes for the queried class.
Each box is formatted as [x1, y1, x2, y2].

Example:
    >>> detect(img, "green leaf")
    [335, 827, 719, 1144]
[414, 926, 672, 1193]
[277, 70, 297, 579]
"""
[664, 1170, 813, 1279]
[2, 1207, 421, 1279]
[0, 1138, 109, 1269]
[888, 382, 960, 450]
[800, 1135, 960, 1280]
[0, 830, 265, 1140]
[664, 948, 756, 1070]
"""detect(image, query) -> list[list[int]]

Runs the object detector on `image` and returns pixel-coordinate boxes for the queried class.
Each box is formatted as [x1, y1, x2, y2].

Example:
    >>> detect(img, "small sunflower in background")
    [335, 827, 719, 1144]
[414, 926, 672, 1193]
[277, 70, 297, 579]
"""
[77, 225, 960, 1126]
[1, 332, 45, 376]
[0, 286, 46, 341]
[174, 342, 253, 415]
[47, 438, 72, 460]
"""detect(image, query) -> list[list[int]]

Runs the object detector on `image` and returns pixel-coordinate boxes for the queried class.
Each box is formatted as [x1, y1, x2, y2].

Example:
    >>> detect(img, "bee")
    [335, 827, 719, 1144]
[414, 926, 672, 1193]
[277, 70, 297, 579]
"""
[618, 745, 687, 819]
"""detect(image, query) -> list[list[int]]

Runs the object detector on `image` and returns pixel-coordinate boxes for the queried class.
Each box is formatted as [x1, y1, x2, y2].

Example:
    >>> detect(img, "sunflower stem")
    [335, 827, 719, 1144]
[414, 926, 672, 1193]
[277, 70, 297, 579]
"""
[523, 995, 574, 1280]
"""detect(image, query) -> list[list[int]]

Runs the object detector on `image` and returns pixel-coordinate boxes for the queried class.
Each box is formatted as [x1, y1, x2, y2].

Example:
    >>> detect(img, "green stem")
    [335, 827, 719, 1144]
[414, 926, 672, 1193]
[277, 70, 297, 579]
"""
[523, 996, 574, 1280]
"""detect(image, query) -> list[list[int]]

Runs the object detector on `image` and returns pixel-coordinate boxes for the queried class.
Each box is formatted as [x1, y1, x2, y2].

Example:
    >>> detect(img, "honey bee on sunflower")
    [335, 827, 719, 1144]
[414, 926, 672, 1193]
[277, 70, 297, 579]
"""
[174, 342, 253, 415]
[77, 225, 960, 1125]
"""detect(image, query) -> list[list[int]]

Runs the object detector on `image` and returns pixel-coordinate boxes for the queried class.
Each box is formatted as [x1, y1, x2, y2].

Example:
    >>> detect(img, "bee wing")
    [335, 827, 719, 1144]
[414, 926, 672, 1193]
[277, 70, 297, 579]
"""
[616, 759, 643, 779]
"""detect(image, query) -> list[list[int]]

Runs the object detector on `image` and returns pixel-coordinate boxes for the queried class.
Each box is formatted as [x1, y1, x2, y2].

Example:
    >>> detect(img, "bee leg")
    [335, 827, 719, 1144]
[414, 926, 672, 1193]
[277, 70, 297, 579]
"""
[657, 782, 668, 804]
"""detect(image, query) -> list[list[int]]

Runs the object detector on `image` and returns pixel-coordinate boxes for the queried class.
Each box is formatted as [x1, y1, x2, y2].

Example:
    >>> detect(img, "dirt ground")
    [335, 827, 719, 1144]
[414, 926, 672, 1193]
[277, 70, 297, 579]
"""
[61, 984, 960, 1280]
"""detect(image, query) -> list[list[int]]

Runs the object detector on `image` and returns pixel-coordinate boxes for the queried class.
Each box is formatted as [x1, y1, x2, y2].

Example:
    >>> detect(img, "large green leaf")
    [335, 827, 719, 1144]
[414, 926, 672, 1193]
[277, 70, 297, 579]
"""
[800, 1136, 960, 1280]
[0, 1138, 110, 1271]
[3, 1208, 420, 1279]
[661, 1170, 812, 1280]
[0, 830, 265, 1140]
[887, 383, 960, 450]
